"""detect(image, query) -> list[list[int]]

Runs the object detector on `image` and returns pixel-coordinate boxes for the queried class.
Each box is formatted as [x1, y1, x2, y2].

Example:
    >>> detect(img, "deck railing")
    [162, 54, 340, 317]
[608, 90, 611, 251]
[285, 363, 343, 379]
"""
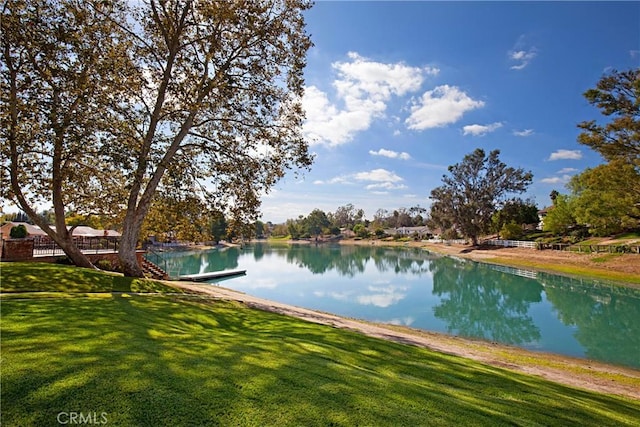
[33, 238, 119, 257]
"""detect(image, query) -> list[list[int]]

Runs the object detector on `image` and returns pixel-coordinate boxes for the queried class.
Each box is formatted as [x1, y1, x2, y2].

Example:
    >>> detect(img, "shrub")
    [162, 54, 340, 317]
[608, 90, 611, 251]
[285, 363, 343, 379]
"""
[499, 222, 522, 240]
[9, 224, 28, 239]
[353, 224, 369, 238]
[441, 228, 460, 240]
[95, 259, 122, 272]
[96, 259, 114, 271]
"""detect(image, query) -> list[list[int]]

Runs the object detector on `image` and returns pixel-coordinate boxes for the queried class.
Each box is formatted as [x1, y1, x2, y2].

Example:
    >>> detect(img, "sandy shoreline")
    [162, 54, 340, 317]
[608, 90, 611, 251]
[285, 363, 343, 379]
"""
[168, 280, 640, 400]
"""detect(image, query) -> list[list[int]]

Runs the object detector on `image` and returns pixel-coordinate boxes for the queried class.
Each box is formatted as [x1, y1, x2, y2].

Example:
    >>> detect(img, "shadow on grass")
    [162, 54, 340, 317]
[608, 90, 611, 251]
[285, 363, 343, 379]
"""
[2, 295, 640, 426]
[0, 262, 179, 293]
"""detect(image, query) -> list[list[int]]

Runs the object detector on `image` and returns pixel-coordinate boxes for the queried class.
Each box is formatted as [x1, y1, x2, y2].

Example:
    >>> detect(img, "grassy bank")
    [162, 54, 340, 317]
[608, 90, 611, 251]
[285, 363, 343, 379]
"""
[2, 263, 640, 426]
[483, 256, 640, 285]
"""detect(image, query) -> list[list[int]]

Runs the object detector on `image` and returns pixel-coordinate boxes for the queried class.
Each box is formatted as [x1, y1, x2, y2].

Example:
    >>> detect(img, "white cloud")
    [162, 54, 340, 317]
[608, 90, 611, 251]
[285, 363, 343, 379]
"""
[557, 167, 578, 174]
[313, 175, 350, 185]
[334, 52, 437, 102]
[303, 52, 435, 146]
[513, 129, 534, 137]
[509, 36, 537, 70]
[369, 148, 411, 160]
[354, 168, 403, 183]
[462, 122, 503, 136]
[302, 86, 370, 147]
[319, 168, 406, 193]
[405, 85, 485, 130]
[548, 149, 582, 161]
[540, 175, 572, 185]
[365, 182, 407, 191]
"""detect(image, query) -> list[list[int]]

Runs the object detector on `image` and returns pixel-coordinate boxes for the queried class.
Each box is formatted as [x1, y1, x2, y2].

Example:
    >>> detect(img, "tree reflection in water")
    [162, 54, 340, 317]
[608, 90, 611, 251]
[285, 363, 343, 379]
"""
[541, 273, 640, 368]
[430, 256, 543, 345]
[280, 244, 431, 277]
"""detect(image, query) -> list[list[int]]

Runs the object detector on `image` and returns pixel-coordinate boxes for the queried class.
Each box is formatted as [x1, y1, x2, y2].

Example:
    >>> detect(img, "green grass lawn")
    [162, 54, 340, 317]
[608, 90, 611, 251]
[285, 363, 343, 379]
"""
[612, 232, 640, 241]
[0, 262, 182, 293]
[2, 262, 640, 426]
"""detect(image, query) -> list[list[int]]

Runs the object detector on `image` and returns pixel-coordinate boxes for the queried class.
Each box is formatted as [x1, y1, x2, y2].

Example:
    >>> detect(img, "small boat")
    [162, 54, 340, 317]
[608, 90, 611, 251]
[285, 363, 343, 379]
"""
[178, 270, 246, 282]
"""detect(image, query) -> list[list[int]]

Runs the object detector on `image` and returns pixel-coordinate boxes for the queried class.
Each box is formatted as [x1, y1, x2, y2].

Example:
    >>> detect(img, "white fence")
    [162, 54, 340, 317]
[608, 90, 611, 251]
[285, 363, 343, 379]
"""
[425, 239, 468, 245]
[488, 264, 538, 279]
[484, 239, 537, 249]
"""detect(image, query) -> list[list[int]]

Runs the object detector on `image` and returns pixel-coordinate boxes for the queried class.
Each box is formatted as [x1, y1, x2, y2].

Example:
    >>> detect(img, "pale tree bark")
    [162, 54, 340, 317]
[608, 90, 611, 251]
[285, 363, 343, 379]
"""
[1, 0, 135, 270]
[2, 0, 313, 278]
[3, 12, 94, 269]
[116, 0, 312, 277]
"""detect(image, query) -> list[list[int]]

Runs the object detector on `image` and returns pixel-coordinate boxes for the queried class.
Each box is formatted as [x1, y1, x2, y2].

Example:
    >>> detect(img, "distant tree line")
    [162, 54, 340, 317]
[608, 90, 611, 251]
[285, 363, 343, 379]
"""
[273, 203, 433, 241]
[276, 69, 639, 244]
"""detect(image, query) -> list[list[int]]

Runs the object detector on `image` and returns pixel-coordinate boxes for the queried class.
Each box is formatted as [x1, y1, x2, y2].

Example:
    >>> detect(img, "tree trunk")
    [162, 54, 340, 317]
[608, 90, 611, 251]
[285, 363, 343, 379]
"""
[57, 237, 96, 269]
[119, 222, 144, 277]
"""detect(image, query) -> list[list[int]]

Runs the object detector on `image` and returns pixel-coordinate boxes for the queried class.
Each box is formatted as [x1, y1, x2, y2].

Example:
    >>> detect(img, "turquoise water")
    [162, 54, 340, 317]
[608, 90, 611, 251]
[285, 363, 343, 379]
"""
[153, 243, 640, 369]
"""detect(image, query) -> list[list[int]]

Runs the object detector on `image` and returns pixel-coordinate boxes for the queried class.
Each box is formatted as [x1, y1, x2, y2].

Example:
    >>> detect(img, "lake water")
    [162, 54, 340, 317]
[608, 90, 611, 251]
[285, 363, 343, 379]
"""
[152, 243, 640, 369]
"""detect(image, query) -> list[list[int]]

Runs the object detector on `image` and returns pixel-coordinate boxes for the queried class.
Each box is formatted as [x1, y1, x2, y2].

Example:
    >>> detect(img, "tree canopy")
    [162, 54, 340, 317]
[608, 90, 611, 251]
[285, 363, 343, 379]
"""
[429, 149, 533, 245]
[542, 194, 576, 236]
[568, 68, 640, 236]
[577, 68, 640, 165]
[491, 199, 539, 232]
[2, 0, 314, 276]
[1, 0, 135, 268]
[306, 208, 330, 239]
[568, 160, 640, 236]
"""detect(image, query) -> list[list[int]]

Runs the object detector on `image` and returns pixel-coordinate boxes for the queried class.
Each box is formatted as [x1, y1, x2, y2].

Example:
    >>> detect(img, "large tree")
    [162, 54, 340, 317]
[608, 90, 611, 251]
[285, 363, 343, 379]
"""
[491, 198, 539, 233]
[329, 203, 364, 229]
[305, 208, 329, 240]
[429, 149, 532, 245]
[1, 0, 134, 268]
[140, 190, 211, 244]
[115, 0, 313, 276]
[566, 68, 640, 237]
[568, 160, 640, 236]
[577, 68, 639, 165]
[2, 0, 313, 276]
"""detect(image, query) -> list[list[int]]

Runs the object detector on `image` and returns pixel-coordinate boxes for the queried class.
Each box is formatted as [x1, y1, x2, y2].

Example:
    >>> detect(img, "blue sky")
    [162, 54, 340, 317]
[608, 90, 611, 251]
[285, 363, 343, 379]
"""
[260, 0, 640, 223]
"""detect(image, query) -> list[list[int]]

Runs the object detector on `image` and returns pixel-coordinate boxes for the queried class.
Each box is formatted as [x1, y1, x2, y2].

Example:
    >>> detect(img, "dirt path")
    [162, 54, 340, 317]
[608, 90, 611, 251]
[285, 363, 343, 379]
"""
[169, 281, 640, 400]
